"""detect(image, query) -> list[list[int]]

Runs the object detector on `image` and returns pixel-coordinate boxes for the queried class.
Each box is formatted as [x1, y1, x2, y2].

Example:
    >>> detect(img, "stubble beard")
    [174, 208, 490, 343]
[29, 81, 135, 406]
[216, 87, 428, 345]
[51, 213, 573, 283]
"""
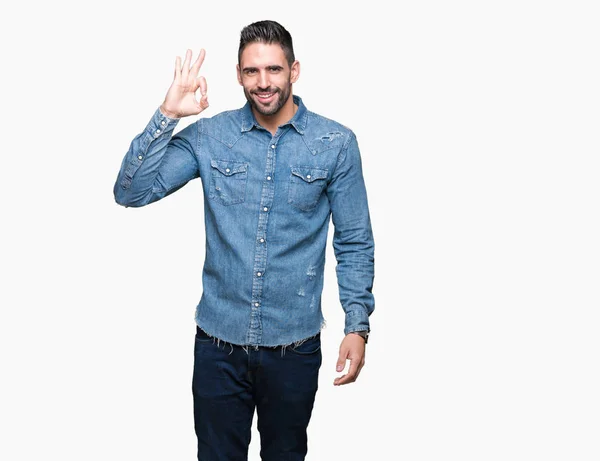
[244, 81, 292, 117]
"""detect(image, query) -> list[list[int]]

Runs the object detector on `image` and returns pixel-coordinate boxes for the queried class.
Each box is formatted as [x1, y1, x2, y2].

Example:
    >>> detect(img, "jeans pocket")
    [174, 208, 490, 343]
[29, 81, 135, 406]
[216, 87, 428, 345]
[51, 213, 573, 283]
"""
[209, 159, 248, 205]
[287, 334, 321, 355]
[287, 166, 328, 211]
[195, 325, 215, 343]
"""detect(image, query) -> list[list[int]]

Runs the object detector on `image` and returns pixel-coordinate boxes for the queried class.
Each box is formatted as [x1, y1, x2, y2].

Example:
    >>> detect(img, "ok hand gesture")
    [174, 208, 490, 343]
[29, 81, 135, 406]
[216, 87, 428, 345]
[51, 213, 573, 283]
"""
[160, 49, 209, 119]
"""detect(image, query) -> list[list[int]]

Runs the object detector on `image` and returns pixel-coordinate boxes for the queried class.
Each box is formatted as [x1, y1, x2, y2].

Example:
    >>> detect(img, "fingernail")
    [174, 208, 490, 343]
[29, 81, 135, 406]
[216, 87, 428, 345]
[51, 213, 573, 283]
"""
[336, 365, 343, 371]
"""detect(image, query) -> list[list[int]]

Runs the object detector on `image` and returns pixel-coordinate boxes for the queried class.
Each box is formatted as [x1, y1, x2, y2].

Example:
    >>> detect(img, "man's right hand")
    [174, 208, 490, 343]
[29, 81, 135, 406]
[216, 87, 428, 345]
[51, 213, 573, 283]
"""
[160, 48, 209, 119]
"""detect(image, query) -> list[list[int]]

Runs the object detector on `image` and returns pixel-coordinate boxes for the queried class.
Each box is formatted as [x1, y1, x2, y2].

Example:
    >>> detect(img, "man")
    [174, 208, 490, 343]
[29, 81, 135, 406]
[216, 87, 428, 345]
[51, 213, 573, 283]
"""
[114, 20, 374, 461]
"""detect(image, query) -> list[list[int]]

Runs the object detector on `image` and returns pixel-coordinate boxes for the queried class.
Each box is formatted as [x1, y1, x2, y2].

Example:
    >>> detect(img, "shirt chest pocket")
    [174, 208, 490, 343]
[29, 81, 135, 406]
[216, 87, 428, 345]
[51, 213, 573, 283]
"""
[209, 159, 248, 205]
[287, 166, 329, 211]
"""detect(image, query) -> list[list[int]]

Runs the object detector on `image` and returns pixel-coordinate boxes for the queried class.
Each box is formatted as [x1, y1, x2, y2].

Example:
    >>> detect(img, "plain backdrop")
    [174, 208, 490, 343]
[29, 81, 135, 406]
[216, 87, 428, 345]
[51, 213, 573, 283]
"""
[1, 0, 599, 460]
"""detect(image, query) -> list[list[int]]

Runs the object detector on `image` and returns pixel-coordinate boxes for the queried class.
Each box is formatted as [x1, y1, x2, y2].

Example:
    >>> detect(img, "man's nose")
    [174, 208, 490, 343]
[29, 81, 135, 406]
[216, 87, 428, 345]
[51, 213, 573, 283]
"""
[258, 71, 269, 89]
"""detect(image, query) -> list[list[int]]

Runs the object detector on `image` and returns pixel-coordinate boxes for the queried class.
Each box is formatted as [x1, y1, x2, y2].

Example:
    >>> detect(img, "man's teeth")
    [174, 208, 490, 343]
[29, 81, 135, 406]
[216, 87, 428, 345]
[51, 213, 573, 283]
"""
[257, 93, 274, 98]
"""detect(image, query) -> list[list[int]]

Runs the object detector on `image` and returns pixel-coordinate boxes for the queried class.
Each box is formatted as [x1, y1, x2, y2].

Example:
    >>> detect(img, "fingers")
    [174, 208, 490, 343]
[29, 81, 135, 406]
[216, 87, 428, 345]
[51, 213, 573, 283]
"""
[334, 358, 347, 386]
[175, 49, 206, 83]
[192, 48, 206, 75]
[198, 75, 207, 95]
[336, 356, 345, 373]
[334, 356, 361, 386]
[334, 338, 366, 386]
[195, 75, 209, 110]
[182, 49, 192, 79]
[175, 56, 182, 80]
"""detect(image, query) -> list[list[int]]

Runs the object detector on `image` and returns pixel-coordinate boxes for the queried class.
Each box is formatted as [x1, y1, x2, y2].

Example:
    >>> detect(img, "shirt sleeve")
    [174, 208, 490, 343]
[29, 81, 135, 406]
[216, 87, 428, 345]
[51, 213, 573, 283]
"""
[113, 106, 200, 207]
[326, 131, 375, 336]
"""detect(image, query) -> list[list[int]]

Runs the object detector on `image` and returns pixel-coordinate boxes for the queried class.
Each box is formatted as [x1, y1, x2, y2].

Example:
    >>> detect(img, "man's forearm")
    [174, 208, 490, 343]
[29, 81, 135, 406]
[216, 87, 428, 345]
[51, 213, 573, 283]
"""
[114, 106, 196, 208]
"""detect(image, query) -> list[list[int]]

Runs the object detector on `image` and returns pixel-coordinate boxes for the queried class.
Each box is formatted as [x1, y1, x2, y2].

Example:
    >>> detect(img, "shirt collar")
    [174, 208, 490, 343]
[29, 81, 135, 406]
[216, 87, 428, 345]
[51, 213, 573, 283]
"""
[240, 94, 307, 135]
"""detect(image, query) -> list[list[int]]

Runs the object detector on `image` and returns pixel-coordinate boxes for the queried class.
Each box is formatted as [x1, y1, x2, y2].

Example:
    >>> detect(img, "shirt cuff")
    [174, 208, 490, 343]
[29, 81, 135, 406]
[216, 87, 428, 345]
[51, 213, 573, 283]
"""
[344, 306, 371, 336]
[151, 106, 180, 136]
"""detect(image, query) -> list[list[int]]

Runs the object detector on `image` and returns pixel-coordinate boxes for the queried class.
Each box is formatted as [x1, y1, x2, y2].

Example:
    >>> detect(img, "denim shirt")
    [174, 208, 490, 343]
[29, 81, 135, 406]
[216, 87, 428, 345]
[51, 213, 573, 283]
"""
[114, 95, 374, 347]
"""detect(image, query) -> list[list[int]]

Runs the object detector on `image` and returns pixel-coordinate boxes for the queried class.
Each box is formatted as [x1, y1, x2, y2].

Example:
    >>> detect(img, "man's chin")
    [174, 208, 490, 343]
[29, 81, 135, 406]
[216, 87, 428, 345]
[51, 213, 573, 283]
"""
[252, 99, 280, 116]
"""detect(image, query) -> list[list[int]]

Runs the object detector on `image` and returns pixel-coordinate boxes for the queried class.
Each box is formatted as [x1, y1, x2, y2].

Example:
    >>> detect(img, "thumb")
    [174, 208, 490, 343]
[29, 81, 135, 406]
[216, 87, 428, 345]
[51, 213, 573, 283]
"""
[336, 353, 347, 372]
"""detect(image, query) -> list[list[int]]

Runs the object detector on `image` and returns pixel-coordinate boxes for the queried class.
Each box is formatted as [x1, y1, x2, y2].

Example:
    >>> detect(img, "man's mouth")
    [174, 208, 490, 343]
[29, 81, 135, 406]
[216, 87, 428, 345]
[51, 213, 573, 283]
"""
[254, 91, 277, 102]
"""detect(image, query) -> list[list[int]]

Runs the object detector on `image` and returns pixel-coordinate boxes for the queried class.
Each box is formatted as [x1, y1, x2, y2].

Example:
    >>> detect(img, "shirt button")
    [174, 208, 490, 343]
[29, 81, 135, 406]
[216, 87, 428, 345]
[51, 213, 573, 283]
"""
[271, 144, 276, 149]
[155, 129, 161, 134]
[138, 155, 143, 160]
[257, 272, 262, 277]
[254, 302, 259, 307]
[306, 174, 311, 179]
[161, 121, 166, 126]
[263, 207, 268, 212]
[259, 238, 265, 243]
[266, 176, 271, 181]
[225, 168, 230, 173]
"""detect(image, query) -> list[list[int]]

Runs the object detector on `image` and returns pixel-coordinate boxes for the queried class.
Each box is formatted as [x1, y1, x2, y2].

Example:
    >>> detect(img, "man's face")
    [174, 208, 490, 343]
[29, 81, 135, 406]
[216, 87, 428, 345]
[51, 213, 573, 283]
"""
[237, 42, 299, 116]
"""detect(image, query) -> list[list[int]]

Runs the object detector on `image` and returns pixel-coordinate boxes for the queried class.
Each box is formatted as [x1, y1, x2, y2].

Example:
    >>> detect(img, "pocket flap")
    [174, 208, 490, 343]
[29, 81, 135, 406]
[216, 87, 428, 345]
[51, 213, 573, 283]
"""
[210, 159, 248, 176]
[290, 166, 328, 183]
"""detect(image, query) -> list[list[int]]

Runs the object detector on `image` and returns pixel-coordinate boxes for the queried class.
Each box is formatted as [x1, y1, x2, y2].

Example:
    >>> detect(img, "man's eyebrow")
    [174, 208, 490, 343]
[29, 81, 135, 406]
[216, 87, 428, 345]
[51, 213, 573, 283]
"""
[241, 65, 284, 71]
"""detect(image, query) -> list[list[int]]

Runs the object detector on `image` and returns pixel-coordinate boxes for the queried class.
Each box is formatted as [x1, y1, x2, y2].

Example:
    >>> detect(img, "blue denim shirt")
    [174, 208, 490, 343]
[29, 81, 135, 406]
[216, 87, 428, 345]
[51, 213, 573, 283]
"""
[114, 95, 374, 347]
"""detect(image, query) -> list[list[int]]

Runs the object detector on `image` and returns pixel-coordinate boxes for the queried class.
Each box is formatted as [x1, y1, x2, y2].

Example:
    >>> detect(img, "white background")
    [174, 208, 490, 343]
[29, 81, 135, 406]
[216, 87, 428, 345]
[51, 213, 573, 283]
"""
[2, 0, 599, 460]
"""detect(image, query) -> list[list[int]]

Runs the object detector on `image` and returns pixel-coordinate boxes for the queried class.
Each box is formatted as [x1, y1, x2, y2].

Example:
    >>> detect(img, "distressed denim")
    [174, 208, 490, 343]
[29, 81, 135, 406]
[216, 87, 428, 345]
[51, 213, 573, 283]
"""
[114, 95, 374, 347]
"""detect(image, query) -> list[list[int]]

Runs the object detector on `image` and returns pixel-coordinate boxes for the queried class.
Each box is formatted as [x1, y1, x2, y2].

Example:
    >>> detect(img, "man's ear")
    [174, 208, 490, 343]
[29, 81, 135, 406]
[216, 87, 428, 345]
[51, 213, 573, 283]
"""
[290, 60, 300, 84]
[236, 64, 242, 86]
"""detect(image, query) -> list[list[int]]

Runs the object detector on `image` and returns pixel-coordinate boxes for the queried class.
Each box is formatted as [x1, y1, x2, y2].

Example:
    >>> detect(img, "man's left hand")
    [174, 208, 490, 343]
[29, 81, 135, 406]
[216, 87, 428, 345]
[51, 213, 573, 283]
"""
[333, 333, 366, 386]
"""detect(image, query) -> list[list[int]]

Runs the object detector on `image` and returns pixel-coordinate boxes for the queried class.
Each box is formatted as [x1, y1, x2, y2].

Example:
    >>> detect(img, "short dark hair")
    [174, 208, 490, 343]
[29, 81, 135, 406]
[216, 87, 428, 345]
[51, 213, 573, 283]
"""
[238, 20, 295, 68]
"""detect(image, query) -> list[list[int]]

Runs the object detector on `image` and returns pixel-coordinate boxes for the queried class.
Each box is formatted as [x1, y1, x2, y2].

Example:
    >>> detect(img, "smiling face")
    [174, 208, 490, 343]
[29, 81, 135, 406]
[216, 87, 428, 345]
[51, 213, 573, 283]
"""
[237, 42, 300, 117]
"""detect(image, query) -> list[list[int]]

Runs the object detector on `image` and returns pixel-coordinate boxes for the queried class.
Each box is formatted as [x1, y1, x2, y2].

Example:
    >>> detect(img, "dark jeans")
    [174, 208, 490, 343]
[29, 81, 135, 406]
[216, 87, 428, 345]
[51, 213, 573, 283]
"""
[192, 325, 322, 461]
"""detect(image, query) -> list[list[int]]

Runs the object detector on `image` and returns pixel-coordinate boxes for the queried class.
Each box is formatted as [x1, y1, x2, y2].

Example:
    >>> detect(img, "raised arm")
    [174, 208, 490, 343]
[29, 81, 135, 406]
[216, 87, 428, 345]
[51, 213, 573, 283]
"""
[113, 49, 210, 207]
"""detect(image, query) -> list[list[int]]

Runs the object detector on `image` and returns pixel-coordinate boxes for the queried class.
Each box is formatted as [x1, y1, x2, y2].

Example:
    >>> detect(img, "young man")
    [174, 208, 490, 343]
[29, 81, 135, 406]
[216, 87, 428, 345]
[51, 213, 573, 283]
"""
[114, 20, 374, 461]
